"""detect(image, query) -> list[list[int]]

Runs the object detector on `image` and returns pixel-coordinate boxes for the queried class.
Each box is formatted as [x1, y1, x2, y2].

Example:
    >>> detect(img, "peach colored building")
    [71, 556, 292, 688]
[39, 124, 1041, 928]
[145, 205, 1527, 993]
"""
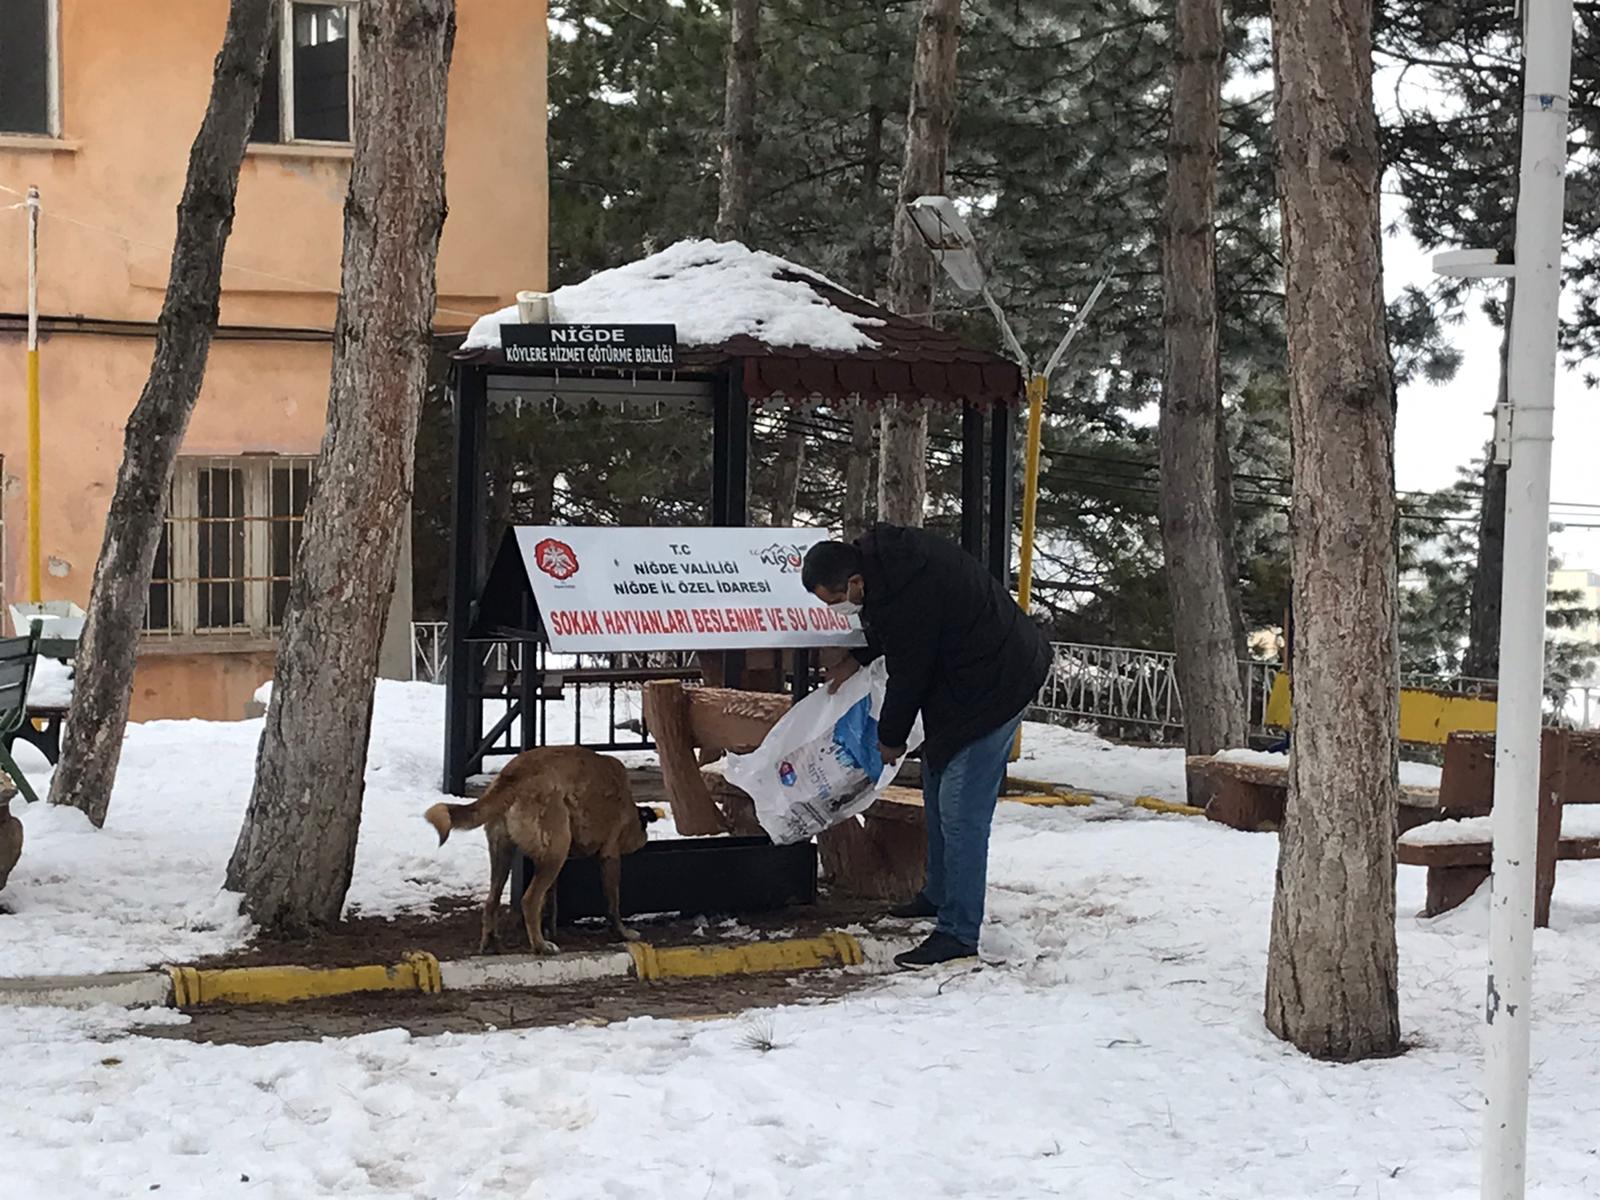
[0, 0, 548, 720]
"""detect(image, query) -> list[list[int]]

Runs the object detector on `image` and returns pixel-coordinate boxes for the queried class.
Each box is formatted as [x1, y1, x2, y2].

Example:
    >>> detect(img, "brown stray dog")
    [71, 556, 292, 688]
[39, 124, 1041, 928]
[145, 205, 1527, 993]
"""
[425, 746, 651, 955]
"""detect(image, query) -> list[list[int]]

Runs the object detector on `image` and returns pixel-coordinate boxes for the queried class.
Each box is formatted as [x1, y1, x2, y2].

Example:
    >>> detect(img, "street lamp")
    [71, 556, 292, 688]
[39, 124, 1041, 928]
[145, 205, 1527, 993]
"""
[1430, 5, 1574, 1197]
[905, 195, 1109, 634]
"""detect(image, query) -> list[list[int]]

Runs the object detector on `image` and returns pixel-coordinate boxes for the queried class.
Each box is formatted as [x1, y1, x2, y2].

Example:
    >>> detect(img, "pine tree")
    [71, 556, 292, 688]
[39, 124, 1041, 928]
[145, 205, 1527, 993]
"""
[1159, 0, 1246, 758]
[881, 0, 962, 526]
[229, 0, 456, 931]
[49, 0, 278, 828]
[715, 0, 761, 242]
[1265, 0, 1402, 1061]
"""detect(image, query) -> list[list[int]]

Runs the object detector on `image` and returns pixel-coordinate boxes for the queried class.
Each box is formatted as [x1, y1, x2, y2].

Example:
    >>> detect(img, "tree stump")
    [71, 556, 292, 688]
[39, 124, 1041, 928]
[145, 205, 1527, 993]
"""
[818, 788, 926, 900]
[642, 681, 792, 835]
[700, 765, 766, 837]
[0, 779, 22, 894]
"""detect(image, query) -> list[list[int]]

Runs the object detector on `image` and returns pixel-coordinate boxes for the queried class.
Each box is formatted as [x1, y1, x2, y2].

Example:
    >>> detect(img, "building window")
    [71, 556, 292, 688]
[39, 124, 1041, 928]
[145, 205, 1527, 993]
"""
[0, 0, 59, 137]
[145, 457, 315, 641]
[252, 1, 356, 145]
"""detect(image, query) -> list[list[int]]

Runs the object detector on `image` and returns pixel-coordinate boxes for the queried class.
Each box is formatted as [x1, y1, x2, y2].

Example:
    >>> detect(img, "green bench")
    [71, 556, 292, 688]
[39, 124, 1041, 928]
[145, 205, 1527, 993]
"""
[0, 631, 45, 804]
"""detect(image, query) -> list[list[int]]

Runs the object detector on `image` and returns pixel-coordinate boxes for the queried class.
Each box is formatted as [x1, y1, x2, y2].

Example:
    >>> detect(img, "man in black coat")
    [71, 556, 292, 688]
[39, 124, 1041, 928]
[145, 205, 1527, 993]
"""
[802, 523, 1052, 967]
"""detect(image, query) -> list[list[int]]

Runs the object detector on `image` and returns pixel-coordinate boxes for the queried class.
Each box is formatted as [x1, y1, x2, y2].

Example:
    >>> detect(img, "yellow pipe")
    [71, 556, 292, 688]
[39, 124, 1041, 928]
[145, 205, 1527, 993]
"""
[1016, 372, 1047, 613]
[26, 347, 40, 603]
[167, 952, 443, 1008]
[1133, 795, 1206, 817]
[1010, 372, 1048, 761]
[627, 932, 863, 981]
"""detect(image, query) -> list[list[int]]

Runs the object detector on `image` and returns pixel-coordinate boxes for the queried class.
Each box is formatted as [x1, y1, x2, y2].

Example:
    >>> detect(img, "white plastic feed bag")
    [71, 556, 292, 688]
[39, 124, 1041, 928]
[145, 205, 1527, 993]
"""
[725, 659, 923, 844]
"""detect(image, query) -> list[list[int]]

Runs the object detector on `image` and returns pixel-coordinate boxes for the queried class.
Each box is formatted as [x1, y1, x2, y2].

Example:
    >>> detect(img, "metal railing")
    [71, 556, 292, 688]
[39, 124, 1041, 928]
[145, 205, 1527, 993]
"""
[410, 623, 1600, 740]
[1030, 640, 1597, 738]
[1561, 685, 1600, 730]
[411, 621, 448, 682]
[1030, 642, 1279, 741]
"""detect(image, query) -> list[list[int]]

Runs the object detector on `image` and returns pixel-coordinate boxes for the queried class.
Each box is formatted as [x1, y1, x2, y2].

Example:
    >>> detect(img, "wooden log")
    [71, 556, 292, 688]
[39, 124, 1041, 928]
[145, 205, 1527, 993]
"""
[684, 686, 792, 754]
[1439, 732, 1496, 817]
[1564, 731, 1600, 804]
[700, 768, 766, 837]
[1535, 728, 1568, 928]
[1187, 756, 1292, 832]
[818, 789, 925, 900]
[1425, 864, 1489, 918]
[642, 681, 726, 836]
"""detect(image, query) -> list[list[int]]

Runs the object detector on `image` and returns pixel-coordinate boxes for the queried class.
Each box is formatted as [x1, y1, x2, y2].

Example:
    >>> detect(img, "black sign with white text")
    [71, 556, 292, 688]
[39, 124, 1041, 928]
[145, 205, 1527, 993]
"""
[499, 324, 679, 369]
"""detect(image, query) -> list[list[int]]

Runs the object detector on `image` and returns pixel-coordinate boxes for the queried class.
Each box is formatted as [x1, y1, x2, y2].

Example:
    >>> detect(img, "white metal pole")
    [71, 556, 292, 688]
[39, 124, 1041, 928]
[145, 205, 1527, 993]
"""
[1482, 4, 1575, 1198]
[26, 186, 43, 604]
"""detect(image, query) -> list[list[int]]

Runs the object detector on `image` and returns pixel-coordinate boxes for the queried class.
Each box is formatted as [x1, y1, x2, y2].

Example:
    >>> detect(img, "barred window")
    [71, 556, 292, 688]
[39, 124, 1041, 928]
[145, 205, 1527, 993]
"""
[146, 457, 315, 640]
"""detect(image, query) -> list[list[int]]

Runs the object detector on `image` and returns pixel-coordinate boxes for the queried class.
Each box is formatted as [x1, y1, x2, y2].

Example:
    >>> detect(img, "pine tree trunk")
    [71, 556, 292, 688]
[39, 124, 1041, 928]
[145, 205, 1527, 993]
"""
[1464, 296, 1512, 680]
[880, 0, 961, 527]
[843, 37, 891, 536]
[226, 0, 456, 932]
[769, 424, 805, 526]
[844, 409, 875, 537]
[46, 0, 277, 829]
[1159, 0, 1246, 759]
[1264, 0, 1400, 1060]
[715, 0, 760, 243]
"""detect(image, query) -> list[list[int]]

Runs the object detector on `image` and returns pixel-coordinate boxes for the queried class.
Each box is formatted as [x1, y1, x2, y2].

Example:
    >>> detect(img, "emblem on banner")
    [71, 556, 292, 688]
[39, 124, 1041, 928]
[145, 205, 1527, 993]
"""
[534, 538, 580, 581]
[753, 543, 806, 574]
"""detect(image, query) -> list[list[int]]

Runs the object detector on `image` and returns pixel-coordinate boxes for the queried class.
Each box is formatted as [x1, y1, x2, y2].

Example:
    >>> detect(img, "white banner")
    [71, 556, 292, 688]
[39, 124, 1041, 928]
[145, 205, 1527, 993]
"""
[513, 526, 867, 653]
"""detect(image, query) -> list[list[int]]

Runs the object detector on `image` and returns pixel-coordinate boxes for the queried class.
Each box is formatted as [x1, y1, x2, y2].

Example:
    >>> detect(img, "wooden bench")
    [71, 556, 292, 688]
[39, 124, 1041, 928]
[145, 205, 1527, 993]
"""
[643, 679, 928, 899]
[0, 632, 44, 805]
[1397, 730, 1600, 926]
[1191, 754, 1442, 834]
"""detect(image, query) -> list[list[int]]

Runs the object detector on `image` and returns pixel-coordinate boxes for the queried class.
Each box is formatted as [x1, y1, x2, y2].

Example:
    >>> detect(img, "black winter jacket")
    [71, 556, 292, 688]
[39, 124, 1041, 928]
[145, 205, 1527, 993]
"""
[852, 524, 1051, 769]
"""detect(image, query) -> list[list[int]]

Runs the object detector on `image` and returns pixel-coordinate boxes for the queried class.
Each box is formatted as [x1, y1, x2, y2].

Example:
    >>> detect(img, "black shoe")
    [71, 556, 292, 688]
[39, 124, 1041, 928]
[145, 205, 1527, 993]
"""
[894, 931, 979, 970]
[888, 893, 938, 920]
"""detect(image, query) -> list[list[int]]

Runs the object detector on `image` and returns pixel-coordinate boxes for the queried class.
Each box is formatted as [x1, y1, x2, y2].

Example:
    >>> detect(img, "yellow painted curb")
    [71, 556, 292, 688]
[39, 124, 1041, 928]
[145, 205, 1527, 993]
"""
[167, 951, 443, 1009]
[628, 931, 864, 982]
[1133, 795, 1206, 817]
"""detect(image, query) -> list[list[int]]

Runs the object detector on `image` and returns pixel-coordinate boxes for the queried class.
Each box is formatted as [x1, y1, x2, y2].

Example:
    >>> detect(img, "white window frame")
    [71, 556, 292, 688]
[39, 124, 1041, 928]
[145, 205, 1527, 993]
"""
[262, 0, 359, 147]
[0, 0, 63, 138]
[146, 456, 315, 644]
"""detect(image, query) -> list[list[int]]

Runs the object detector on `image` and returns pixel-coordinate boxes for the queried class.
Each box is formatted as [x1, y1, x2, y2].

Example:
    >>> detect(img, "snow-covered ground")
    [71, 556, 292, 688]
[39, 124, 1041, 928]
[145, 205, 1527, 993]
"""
[6, 686, 1600, 1197]
[2, 683, 1447, 978]
[0, 683, 664, 977]
[5, 802, 1600, 1197]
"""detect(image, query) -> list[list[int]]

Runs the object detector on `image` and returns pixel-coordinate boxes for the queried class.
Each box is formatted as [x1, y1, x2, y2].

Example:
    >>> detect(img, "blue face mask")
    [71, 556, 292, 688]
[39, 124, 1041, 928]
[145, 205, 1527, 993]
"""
[828, 600, 862, 617]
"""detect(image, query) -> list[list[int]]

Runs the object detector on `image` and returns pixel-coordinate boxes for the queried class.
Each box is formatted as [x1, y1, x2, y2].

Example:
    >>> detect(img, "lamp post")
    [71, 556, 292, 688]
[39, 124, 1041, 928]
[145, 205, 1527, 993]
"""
[904, 195, 1107, 628]
[1431, 4, 1574, 1196]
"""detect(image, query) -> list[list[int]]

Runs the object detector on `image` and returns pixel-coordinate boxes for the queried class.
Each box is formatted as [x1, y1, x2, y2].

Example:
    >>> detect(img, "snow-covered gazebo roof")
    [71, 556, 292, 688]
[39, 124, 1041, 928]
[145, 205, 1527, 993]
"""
[457, 240, 1022, 410]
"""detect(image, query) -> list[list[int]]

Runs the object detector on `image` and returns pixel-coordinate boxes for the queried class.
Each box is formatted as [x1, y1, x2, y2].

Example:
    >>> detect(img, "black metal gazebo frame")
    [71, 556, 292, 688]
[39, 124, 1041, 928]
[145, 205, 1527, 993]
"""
[440, 290, 1023, 795]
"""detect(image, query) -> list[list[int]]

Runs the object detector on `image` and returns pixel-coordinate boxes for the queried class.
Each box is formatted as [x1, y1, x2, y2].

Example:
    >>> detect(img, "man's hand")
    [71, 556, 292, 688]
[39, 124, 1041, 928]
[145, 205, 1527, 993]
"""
[824, 656, 861, 694]
[878, 742, 906, 767]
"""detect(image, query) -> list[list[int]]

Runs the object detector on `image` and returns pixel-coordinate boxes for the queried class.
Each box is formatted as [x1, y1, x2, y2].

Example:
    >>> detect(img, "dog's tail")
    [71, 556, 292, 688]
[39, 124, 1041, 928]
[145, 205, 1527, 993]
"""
[424, 776, 516, 846]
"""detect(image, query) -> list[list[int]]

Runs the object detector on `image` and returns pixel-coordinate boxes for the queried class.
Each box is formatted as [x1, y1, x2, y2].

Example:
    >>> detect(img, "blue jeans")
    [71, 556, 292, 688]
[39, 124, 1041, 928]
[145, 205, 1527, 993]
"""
[920, 712, 1024, 947]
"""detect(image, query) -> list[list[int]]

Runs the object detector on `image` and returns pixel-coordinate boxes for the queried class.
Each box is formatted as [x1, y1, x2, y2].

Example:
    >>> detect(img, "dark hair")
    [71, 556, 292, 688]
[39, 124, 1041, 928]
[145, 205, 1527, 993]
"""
[801, 541, 862, 592]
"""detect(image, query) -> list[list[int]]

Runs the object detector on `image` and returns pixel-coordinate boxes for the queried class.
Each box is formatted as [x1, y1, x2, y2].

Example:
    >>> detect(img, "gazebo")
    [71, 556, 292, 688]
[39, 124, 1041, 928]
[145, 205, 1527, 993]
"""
[441, 240, 1024, 795]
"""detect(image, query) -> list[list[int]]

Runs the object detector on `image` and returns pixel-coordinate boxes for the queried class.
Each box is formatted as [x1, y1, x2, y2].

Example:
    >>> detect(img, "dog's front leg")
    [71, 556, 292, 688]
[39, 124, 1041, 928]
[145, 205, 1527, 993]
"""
[600, 854, 640, 942]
